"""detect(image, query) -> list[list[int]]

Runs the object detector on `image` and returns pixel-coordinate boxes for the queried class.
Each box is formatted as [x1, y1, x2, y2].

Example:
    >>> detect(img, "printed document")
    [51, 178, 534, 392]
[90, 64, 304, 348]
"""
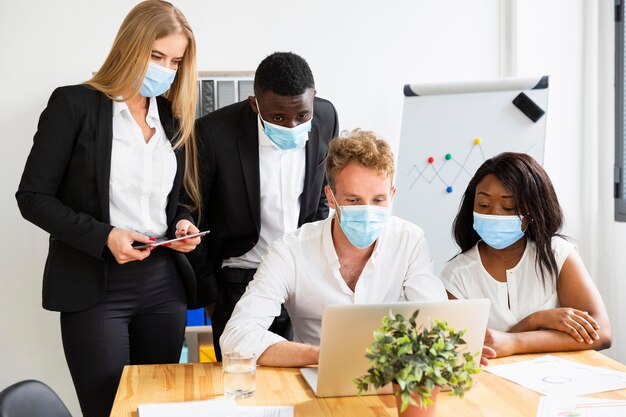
[537, 396, 626, 417]
[138, 398, 293, 417]
[486, 355, 626, 396]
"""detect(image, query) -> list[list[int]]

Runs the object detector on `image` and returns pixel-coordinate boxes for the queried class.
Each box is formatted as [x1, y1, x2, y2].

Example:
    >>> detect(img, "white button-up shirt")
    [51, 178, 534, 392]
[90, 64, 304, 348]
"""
[220, 215, 447, 359]
[441, 237, 575, 331]
[109, 97, 177, 237]
[222, 117, 306, 269]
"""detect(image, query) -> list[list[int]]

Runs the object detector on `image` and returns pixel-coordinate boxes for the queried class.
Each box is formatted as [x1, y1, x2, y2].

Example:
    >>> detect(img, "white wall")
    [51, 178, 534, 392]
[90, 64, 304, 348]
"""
[516, 0, 586, 249]
[0, 1, 618, 415]
[597, 0, 626, 363]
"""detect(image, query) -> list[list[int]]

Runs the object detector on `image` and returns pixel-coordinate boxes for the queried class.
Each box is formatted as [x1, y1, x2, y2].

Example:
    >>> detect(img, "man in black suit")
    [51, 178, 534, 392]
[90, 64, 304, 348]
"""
[191, 52, 339, 360]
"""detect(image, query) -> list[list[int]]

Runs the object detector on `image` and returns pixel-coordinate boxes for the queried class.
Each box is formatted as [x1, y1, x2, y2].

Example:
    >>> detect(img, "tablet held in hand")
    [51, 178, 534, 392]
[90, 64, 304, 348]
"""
[132, 230, 210, 250]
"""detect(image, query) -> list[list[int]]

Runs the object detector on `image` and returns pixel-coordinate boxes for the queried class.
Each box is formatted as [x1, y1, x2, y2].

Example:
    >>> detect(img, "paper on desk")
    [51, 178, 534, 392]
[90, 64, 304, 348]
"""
[138, 398, 237, 417]
[137, 398, 294, 417]
[238, 406, 294, 417]
[486, 355, 626, 396]
[537, 396, 626, 417]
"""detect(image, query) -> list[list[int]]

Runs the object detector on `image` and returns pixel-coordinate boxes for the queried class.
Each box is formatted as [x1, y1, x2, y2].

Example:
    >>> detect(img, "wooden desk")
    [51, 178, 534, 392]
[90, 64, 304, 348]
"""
[110, 350, 626, 417]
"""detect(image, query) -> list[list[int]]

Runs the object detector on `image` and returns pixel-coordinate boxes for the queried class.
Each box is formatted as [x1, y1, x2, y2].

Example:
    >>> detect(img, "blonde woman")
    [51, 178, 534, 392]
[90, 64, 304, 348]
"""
[16, 1, 202, 416]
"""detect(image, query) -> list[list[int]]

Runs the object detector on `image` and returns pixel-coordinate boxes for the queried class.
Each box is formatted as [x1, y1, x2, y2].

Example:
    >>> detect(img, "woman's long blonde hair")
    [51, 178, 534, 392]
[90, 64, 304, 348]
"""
[86, 0, 201, 214]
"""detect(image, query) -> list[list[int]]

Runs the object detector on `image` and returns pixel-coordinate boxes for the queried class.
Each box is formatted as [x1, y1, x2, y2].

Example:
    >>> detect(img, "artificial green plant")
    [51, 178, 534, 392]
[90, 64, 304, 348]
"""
[354, 310, 481, 412]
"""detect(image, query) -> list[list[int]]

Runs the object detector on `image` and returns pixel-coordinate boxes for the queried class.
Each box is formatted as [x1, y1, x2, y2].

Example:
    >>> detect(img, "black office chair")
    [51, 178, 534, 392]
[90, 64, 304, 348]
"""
[0, 380, 72, 417]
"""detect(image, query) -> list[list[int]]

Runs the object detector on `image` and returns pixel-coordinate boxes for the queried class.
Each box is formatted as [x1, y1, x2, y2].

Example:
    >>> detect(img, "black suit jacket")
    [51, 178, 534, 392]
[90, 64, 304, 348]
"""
[16, 85, 196, 312]
[191, 97, 339, 305]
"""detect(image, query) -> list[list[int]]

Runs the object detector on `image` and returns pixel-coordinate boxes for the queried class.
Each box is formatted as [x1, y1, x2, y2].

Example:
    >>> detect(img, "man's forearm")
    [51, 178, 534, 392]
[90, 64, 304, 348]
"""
[257, 341, 320, 367]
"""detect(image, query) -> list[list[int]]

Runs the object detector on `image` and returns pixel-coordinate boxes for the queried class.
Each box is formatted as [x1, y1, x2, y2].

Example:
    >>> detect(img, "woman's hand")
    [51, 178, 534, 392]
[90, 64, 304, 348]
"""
[530, 308, 600, 344]
[167, 220, 201, 253]
[480, 345, 497, 366]
[106, 227, 154, 264]
[484, 328, 518, 357]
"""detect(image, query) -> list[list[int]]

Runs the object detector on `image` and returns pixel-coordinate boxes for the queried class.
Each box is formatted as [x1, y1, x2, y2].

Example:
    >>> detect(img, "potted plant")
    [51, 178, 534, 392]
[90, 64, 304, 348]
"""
[354, 310, 481, 417]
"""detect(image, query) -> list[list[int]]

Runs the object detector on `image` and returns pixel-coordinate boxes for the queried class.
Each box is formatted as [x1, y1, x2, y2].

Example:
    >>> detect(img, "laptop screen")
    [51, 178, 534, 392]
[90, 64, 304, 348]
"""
[303, 299, 490, 397]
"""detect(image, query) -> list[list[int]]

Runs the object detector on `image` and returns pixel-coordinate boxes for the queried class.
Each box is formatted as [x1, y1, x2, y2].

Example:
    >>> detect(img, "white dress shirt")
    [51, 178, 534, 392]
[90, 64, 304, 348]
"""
[441, 236, 575, 331]
[222, 117, 306, 269]
[109, 97, 177, 237]
[220, 215, 447, 358]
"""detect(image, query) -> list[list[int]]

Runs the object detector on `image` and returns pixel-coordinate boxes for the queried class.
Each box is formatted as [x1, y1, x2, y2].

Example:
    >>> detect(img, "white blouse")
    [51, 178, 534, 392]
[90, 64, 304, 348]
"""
[441, 237, 575, 331]
[109, 97, 177, 237]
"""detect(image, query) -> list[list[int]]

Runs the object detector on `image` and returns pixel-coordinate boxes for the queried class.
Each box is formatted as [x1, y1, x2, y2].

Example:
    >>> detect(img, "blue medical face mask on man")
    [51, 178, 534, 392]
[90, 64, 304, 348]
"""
[331, 191, 391, 249]
[472, 212, 526, 250]
[140, 62, 177, 98]
[256, 99, 312, 150]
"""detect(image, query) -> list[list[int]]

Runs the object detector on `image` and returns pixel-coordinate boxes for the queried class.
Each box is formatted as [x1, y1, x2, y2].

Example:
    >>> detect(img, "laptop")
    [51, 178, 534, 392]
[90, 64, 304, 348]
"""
[300, 299, 490, 397]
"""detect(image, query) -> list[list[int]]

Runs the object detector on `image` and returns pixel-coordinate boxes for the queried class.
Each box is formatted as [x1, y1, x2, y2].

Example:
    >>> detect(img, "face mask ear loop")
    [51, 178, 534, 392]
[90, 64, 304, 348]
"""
[329, 188, 341, 223]
[521, 213, 533, 233]
[255, 98, 266, 128]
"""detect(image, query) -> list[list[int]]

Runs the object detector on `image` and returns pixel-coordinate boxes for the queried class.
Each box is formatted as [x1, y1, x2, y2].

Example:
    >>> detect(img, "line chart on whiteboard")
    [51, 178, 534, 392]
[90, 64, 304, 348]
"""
[406, 137, 485, 193]
[405, 137, 538, 193]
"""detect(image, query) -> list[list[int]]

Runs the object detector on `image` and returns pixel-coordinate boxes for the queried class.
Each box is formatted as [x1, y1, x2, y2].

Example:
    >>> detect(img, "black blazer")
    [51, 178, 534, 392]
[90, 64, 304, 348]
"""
[190, 97, 339, 305]
[16, 85, 196, 312]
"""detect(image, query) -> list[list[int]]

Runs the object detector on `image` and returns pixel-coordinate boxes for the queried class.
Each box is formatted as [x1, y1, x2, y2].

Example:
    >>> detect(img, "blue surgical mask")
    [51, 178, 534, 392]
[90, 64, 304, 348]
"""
[256, 99, 312, 150]
[140, 62, 177, 97]
[331, 191, 391, 249]
[473, 212, 525, 250]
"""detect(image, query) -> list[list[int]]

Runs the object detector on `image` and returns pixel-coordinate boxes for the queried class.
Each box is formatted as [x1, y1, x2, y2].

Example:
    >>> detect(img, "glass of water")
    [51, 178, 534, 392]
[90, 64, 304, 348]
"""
[222, 351, 256, 398]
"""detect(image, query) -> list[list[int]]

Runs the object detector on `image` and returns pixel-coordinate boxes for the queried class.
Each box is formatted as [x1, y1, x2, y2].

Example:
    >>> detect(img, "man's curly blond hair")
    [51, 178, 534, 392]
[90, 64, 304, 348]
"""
[325, 129, 395, 190]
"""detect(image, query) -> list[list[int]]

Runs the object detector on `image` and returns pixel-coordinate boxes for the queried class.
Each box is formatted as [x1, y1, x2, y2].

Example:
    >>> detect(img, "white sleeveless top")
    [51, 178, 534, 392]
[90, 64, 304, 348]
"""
[441, 237, 575, 331]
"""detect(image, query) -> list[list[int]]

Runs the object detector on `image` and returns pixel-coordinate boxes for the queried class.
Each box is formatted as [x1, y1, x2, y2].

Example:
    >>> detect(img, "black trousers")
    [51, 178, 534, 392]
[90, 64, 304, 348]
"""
[211, 267, 292, 361]
[60, 249, 187, 417]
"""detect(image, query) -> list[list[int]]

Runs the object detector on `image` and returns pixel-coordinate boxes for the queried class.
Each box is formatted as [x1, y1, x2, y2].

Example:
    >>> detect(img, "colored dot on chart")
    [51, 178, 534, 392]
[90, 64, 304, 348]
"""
[474, 137, 481, 144]
[445, 153, 452, 160]
[427, 156, 435, 163]
[446, 186, 453, 193]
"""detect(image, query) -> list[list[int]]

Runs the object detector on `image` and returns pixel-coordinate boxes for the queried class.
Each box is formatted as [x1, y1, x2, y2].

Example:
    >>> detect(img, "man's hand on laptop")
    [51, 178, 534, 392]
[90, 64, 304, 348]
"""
[481, 345, 496, 366]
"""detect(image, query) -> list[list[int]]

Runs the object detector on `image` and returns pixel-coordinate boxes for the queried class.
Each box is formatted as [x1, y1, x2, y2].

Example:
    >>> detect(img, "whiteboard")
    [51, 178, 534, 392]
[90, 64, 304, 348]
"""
[393, 76, 549, 274]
